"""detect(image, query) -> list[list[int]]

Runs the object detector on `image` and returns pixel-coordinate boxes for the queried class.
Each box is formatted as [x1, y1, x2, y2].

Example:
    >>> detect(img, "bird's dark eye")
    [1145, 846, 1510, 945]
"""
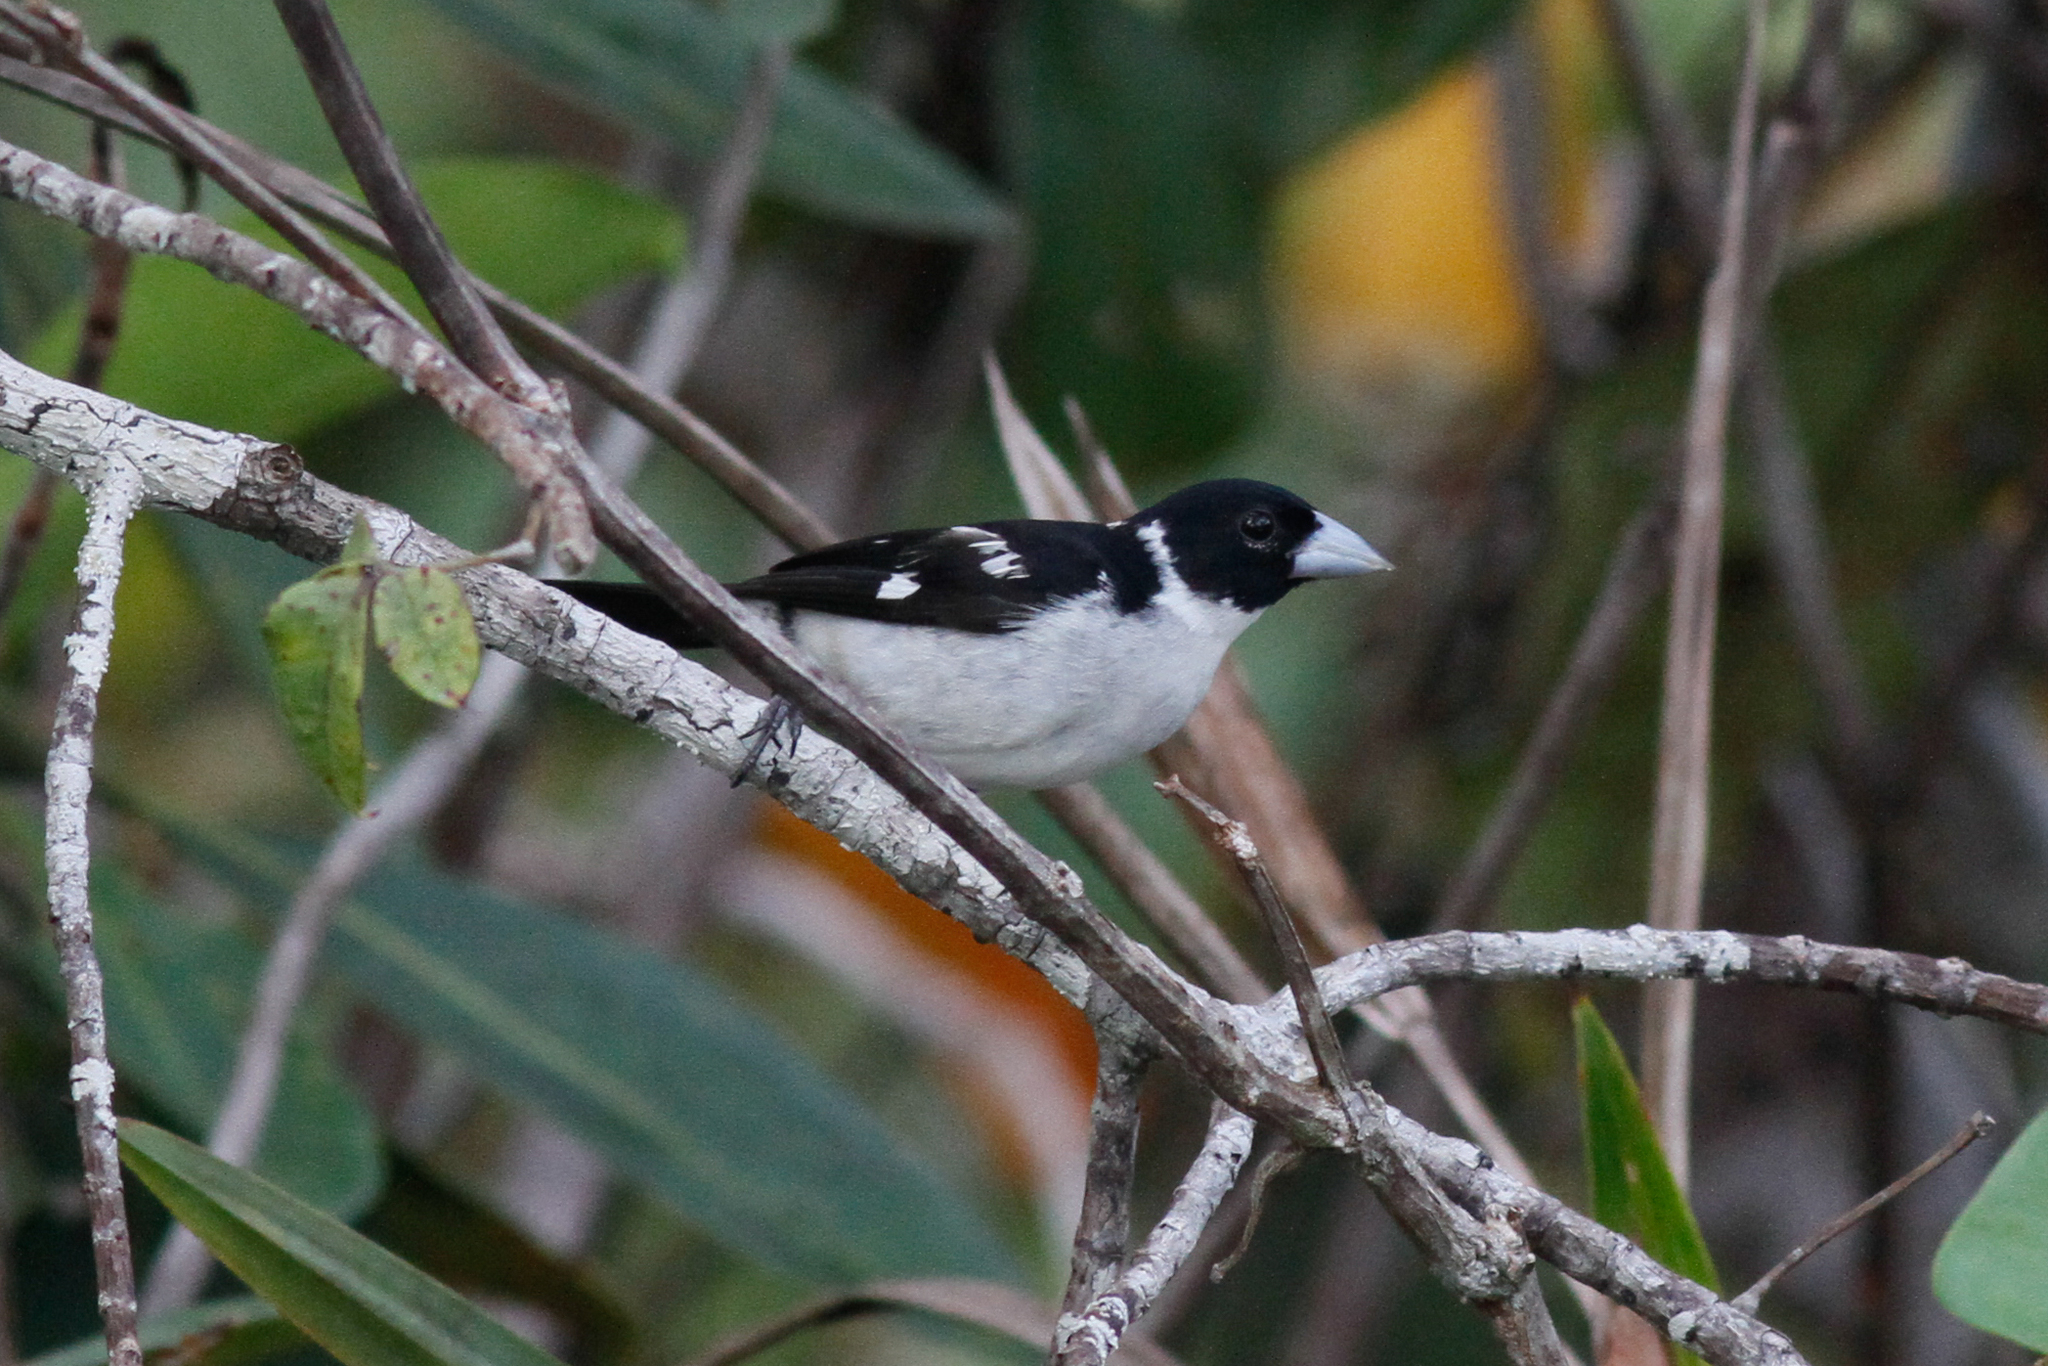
[1239, 508, 1277, 545]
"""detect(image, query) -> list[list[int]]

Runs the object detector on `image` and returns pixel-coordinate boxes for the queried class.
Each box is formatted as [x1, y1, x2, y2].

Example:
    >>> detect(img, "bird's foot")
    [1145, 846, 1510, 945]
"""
[733, 695, 804, 788]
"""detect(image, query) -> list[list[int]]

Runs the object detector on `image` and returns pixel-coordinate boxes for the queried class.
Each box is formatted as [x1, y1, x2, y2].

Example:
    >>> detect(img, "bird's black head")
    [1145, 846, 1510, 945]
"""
[1132, 479, 1389, 613]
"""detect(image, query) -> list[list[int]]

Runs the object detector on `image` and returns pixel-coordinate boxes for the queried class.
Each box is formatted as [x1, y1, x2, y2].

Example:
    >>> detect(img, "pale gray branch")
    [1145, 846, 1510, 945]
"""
[0, 136, 595, 568]
[42, 461, 145, 1366]
[1054, 1105, 1256, 1366]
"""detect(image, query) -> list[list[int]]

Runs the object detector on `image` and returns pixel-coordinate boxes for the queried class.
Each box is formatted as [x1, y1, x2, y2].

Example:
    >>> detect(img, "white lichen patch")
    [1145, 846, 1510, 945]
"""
[69, 1056, 117, 1108]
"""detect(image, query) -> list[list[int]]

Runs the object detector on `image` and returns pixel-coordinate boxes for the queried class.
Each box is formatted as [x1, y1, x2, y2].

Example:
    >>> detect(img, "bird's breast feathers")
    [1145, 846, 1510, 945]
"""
[788, 583, 1258, 789]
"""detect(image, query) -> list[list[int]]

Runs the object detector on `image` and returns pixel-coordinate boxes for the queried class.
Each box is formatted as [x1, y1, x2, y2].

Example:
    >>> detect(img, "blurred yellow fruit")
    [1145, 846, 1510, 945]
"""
[1272, 0, 1606, 413]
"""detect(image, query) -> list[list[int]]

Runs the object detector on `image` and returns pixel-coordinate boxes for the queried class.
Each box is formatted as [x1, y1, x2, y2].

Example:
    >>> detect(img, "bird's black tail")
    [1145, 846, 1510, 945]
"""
[546, 580, 715, 651]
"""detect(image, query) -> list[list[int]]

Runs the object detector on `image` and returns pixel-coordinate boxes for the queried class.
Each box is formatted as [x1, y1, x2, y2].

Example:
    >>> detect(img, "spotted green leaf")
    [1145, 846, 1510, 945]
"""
[371, 567, 480, 709]
[262, 564, 372, 810]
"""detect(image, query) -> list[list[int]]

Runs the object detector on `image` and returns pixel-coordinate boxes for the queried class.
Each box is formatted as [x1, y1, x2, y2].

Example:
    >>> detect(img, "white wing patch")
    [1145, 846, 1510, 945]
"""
[951, 526, 1030, 581]
[979, 547, 1026, 579]
[876, 572, 920, 601]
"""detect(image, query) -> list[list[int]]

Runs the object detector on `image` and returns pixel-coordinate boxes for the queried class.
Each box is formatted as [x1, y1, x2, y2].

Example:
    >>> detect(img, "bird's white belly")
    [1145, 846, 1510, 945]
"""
[788, 594, 1258, 788]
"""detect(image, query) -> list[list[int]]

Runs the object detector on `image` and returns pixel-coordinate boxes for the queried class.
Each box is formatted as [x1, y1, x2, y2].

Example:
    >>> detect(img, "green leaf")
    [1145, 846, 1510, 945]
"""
[339, 513, 380, 567]
[326, 862, 1020, 1285]
[92, 869, 384, 1219]
[27, 158, 682, 443]
[24, 1298, 291, 1366]
[417, 0, 1012, 238]
[360, 1156, 637, 1362]
[1000, 0, 1263, 468]
[1934, 1107, 2048, 1350]
[120, 1121, 569, 1366]
[262, 564, 373, 810]
[372, 566, 480, 709]
[1182, 0, 1518, 164]
[1574, 998, 1719, 1293]
[720, 0, 839, 47]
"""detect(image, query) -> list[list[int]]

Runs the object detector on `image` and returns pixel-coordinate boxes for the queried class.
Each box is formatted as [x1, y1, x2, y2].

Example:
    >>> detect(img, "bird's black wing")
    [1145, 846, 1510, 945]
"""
[738, 521, 1141, 633]
[548, 519, 1150, 647]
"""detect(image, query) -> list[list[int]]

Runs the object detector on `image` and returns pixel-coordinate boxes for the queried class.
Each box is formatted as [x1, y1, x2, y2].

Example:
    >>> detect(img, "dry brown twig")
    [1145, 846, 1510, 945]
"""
[1730, 1111, 1995, 1316]
[1157, 777, 1568, 1366]
[1641, 0, 1771, 1186]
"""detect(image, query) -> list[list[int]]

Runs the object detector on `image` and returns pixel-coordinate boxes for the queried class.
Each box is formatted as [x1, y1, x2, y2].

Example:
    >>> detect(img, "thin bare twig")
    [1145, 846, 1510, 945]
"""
[1158, 777, 1351, 1097]
[1206, 1141, 1303, 1281]
[1310, 929, 2048, 1035]
[1730, 1111, 1995, 1315]
[1640, 0, 1772, 1188]
[1058, 1007, 1154, 1320]
[271, 0, 543, 400]
[1054, 1105, 1256, 1366]
[1152, 780, 1540, 1330]
[1585, 0, 1882, 783]
[1038, 783, 1266, 1004]
[43, 463, 145, 1366]
[583, 46, 790, 476]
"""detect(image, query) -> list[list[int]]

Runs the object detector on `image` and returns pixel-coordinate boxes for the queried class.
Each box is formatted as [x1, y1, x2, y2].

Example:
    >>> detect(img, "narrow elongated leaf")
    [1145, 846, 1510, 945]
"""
[121, 1121, 567, 1366]
[419, 0, 1012, 237]
[1935, 1107, 2048, 1350]
[1574, 998, 1718, 1292]
[262, 564, 372, 810]
[372, 566, 480, 708]
[325, 863, 1019, 1284]
[25, 1298, 290, 1366]
[724, 0, 839, 47]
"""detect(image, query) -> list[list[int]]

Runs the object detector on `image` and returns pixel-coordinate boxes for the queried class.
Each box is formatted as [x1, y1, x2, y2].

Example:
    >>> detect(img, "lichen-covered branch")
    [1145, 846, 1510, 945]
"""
[0, 136, 594, 568]
[1309, 927, 2048, 1032]
[43, 461, 145, 1366]
[1054, 1105, 1256, 1366]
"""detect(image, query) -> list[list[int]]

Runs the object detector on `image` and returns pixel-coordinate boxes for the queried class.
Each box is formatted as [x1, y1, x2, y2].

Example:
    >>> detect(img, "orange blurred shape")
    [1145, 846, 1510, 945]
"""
[755, 802, 1099, 1099]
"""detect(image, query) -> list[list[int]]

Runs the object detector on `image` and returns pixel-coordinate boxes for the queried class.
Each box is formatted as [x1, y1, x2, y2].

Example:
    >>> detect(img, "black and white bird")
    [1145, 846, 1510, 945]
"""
[553, 479, 1389, 790]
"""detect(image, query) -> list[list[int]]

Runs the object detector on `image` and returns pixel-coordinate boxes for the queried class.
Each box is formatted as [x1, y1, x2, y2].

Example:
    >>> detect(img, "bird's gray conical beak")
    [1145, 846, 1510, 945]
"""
[1291, 512, 1392, 579]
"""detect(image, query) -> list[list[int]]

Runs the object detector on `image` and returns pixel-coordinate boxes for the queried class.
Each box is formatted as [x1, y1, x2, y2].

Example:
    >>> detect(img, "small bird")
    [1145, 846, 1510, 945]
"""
[553, 479, 1389, 789]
